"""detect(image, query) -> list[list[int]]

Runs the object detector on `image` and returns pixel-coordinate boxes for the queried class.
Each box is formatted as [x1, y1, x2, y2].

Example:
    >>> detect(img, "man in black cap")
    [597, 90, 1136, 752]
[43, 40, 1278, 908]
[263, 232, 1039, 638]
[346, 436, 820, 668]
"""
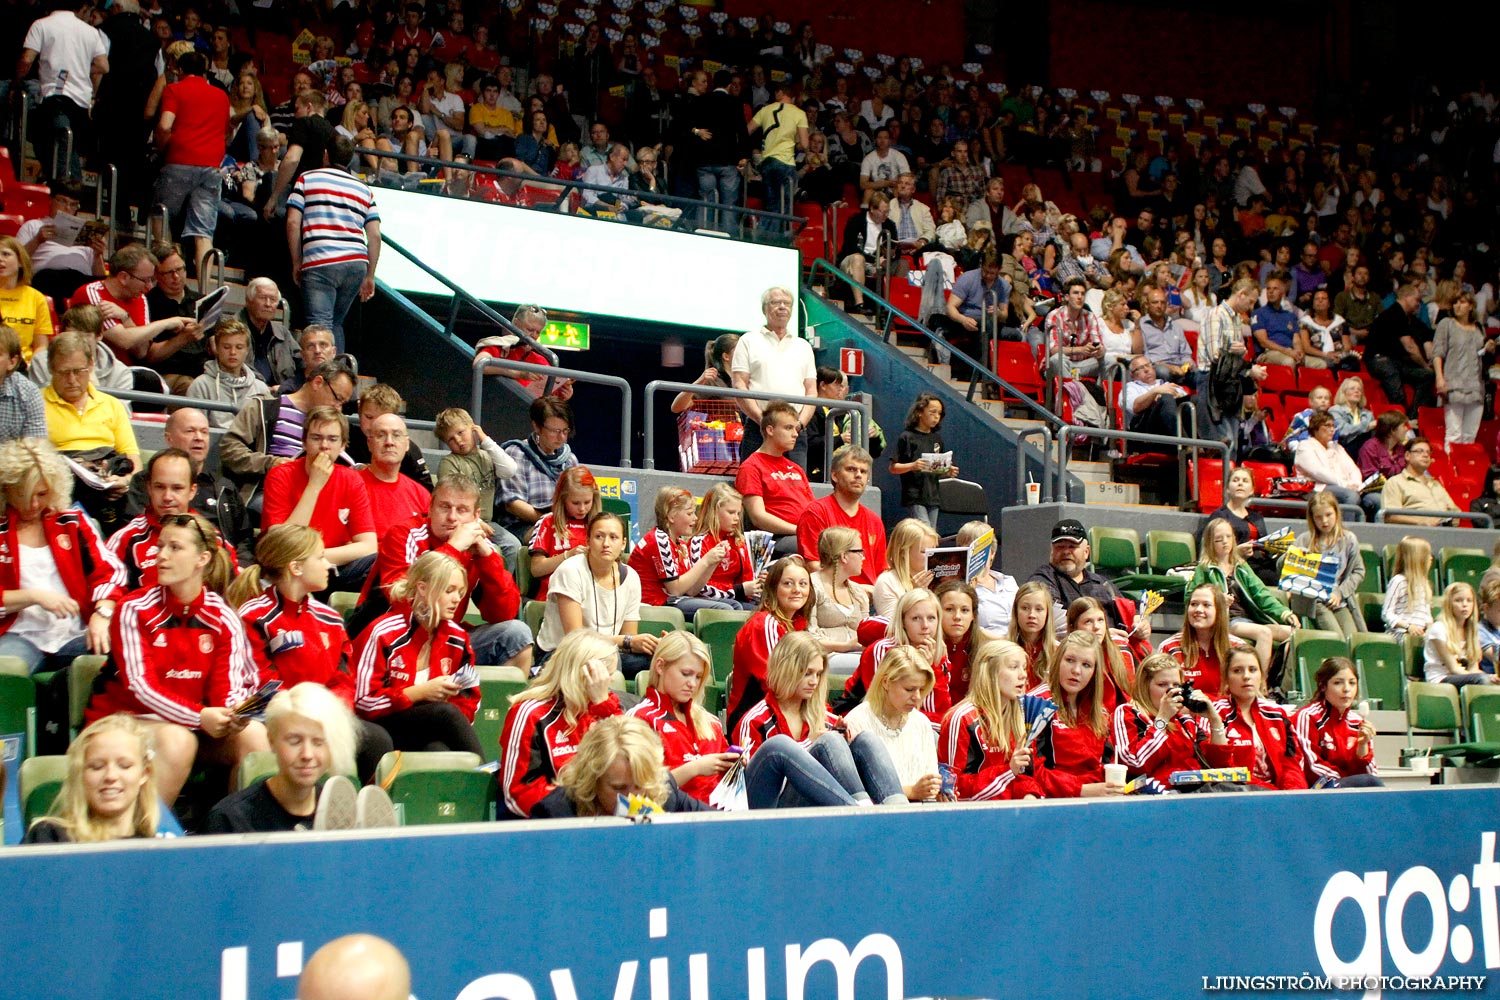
[1027, 518, 1135, 631]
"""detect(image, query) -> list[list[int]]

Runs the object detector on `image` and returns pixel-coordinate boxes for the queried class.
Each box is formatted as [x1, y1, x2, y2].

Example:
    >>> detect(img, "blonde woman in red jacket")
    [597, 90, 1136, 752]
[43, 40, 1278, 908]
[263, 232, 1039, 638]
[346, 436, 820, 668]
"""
[1113, 652, 1231, 785]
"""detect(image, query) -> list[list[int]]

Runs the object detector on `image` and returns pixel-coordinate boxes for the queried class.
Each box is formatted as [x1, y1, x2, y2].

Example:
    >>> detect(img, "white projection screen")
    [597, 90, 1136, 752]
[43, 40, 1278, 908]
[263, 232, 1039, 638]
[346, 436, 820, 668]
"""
[373, 188, 802, 332]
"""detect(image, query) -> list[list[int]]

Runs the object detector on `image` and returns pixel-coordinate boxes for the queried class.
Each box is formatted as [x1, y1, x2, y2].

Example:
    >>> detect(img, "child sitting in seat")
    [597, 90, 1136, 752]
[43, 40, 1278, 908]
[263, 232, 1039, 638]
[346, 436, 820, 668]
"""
[187, 320, 270, 428]
[435, 407, 519, 525]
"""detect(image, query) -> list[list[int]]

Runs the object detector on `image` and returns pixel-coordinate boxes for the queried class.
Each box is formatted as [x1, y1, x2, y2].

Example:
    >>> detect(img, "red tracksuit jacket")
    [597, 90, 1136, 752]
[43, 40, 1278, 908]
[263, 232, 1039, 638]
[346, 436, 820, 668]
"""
[362, 516, 521, 626]
[1158, 634, 1249, 699]
[727, 610, 805, 732]
[734, 693, 842, 757]
[690, 531, 757, 602]
[238, 588, 355, 707]
[353, 611, 479, 720]
[1294, 700, 1377, 782]
[0, 509, 127, 640]
[628, 527, 694, 607]
[1214, 697, 1311, 790]
[627, 686, 729, 803]
[106, 511, 239, 592]
[1112, 702, 1235, 784]
[939, 702, 1045, 800]
[86, 585, 259, 729]
[500, 692, 622, 817]
[1032, 705, 1111, 798]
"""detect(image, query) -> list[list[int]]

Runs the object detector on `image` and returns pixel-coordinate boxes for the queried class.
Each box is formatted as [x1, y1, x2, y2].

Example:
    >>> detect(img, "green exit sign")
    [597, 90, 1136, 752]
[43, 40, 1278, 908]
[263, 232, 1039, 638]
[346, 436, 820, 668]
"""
[540, 320, 590, 352]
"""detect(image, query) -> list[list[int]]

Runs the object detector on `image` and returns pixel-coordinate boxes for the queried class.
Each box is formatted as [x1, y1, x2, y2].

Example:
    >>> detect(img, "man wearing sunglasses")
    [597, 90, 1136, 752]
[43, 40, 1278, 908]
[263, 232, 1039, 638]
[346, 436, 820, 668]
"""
[66, 244, 200, 362]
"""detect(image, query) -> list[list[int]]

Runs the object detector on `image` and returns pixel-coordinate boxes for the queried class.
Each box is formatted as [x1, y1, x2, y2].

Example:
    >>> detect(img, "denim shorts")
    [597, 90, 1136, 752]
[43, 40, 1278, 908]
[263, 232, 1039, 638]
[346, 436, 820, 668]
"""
[154, 163, 223, 239]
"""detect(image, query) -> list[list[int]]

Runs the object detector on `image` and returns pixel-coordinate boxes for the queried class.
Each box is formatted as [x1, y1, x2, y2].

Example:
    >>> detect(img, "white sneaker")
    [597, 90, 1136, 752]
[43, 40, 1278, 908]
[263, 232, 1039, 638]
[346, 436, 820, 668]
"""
[313, 775, 358, 830]
[356, 784, 399, 828]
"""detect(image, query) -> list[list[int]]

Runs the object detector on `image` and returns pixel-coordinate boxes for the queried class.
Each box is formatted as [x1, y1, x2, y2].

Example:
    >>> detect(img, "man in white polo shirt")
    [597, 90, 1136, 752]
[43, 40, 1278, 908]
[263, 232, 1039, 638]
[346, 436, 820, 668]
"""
[731, 285, 817, 469]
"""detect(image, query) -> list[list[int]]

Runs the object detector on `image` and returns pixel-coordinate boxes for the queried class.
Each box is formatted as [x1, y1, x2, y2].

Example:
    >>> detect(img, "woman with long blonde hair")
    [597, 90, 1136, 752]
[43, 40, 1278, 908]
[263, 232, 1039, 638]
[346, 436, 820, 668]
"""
[628, 631, 737, 804]
[938, 639, 1050, 800]
[846, 645, 941, 800]
[1032, 630, 1123, 798]
[1423, 582, 1494, 687]
[736, 632, 907, 808]
[871, 517, 939, 618]
[691, 482, 760, 609]
[1290, 490, 1364, 639]
[24, 715, 160, 843]
[500, 629, 622, 817]
[1007, 580, 1057, 689]
[535, 716, 709, 816]
[1382, 535, 1434, 639]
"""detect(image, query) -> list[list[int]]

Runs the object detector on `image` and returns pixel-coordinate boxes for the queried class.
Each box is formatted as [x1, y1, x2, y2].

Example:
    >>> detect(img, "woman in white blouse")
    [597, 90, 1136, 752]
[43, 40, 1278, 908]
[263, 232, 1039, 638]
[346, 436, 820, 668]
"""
[1294, 412, 1380, 521]
[537, 511, 656, 677]
[843, 645, 942, 801]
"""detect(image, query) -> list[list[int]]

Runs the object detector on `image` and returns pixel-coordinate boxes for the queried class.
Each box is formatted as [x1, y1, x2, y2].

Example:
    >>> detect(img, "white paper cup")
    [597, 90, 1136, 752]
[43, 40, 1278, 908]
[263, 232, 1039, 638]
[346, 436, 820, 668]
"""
[1025, 482, 1040, 505]
[1104, 763, 1127, 787]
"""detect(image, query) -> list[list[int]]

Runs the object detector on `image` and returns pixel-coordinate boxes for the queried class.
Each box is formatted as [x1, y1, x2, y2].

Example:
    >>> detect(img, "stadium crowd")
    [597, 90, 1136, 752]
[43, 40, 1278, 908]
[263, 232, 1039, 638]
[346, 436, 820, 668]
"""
[4, 0, 1500, 840]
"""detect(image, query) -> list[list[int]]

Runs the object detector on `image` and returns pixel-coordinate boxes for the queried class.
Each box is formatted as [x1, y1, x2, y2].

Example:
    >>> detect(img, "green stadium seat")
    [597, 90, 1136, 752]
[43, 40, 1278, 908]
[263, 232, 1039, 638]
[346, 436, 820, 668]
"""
[1441, 549, 1490, 590]
[1349, 633, 1405, 711]
[68, 655, 107, 732]
[0, 654, 35, 759]
[375, 751, 493, 824]
[697, 619, 743, 684]
[1357, 545, 1383, 594]
[1405, 681, 1462, 743]
[1146, 530, 1195, 573]
[328, 591, 360, 621]
[634, 671, 653, 696]
[1088, 527, 1142, 580]
[19, 755, 65, 829]
[523, 599, 545, 638]
[1287, 630, 1347, 699]
[693, 608, 750, 633]
[473, 666, 529, 765]
[1402, 633, 1425, 680]
[234, 751, 279, 792]
[1462, 686, 1500, 737]
[1354, 592, 1385, 633]
[637, 605, 686, 636]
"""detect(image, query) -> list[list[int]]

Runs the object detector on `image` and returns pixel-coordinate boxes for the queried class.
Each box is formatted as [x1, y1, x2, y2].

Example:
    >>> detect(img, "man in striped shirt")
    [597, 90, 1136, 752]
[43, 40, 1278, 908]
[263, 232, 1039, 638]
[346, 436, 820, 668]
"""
[286, 136, 382, 354]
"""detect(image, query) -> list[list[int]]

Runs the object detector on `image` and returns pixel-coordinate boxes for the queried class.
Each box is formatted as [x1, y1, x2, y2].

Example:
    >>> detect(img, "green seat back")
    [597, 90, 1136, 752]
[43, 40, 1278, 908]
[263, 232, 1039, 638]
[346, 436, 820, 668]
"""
[1088, 527, 1141, 575]
[697, 619, 743, 683]
[474, 676, 529, 764]
[18, 755, 66, 829]
[328, 591, 360, 621]
[1406, 682, 1461, 737]
[1473, 710, 1500, 743]
[1146, 530, 1195, 574]
[1463, 687, 1500, 736]
[1288, 630, 1347, 698]
[636, 605, 686, 636]
[522, 600, 545, 638]
[0, 675, 35, 757]
[1354, 593, 1385, 633]
[376, 751, 492, 824]
[1443, 553, 1490, 591]
[235, 751, 279, 792]
[68, 655, 107, 732]
[693, 608, 751, 633]
[1402, 633, 1425, 680]
[1350, 634, 1405, 711]
[1357, 546, 1383, 594]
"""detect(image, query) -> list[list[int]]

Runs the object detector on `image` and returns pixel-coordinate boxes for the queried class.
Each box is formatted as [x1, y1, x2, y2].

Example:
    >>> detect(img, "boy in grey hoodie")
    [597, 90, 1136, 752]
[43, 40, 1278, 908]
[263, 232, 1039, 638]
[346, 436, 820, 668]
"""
[186, 319, 271, 428]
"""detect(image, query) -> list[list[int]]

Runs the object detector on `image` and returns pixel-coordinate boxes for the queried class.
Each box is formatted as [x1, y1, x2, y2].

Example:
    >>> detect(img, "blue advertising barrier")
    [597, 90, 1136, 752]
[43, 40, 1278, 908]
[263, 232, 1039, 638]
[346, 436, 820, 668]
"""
[3, 787, 1498, 999]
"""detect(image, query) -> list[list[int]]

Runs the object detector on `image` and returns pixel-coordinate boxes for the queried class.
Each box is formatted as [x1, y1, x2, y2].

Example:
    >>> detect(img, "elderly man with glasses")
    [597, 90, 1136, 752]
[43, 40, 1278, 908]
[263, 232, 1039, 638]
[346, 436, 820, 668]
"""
[66, 244, 201, 363]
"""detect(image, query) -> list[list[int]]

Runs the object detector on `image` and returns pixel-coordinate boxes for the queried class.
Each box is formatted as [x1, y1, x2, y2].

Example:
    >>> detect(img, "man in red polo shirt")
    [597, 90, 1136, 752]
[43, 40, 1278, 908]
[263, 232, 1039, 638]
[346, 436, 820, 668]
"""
[358, 412, 431, 526]
[68, 244, 199, 362]
[152, 49, 230, 278]
[734, 400, 813, 553]
[795, 444, 888, 584]
[261, 406, 378, 593]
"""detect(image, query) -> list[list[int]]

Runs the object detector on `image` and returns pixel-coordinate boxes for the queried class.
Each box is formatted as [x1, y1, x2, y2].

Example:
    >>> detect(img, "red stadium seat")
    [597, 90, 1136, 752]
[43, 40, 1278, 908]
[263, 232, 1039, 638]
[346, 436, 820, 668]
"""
[1416, 406, 1444, 443]
[4, 184, 50, 221]
[992, 341, 1044, 405]
[1258, 364, 1296, 396]
[1195, 458, 1226, 513]
[0, 213, 21, 237]
[0, 147, 15, 186]
[1298, 367, 1337, 396]
[1243, 461, 1288, 496]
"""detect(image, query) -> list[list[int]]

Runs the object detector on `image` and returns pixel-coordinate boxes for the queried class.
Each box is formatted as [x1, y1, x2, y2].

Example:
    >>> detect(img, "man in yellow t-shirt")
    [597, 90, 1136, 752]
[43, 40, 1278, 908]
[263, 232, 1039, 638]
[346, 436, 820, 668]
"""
[749, 82, 809, 232]
[468, 76, 521, 161]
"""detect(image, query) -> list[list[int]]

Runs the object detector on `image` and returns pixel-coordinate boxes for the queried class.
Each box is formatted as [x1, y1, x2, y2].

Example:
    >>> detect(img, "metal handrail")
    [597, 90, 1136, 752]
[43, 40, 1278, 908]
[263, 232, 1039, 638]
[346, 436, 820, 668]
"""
[104, 387, 239, 415]
[806, 257, 1066, 430]
[1247, 497, 1363, 523]
[102, 164, 118, 256]
[471, 357, 632, 467]
[354, 148, 805, 242]
[146, 203, 170, 247]
[379, 233, 558, 381]
[641, 381, 870, 477]
[1053, 423, 1230, 502]
[200, 248, 226, 296]
[1376, 508, 1493, 528]
[1014, 424, 1055, 503]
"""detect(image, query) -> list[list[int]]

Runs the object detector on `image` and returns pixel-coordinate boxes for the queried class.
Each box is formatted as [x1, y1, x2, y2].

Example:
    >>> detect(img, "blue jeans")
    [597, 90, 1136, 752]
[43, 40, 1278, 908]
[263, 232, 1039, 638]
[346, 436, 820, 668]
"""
[745, 732, 908, 808]
[469, 620, 534, 667]
[758, 157, 797, 233]
[153, 163, 222, 239]
[668, 596, 739, 619]
[1320, 485, 1380, 522]
[300, 260, 368, 353]
[0, 631, 89, 675]
[34, 95, 88, 180]
[697, 164, 741, 231]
